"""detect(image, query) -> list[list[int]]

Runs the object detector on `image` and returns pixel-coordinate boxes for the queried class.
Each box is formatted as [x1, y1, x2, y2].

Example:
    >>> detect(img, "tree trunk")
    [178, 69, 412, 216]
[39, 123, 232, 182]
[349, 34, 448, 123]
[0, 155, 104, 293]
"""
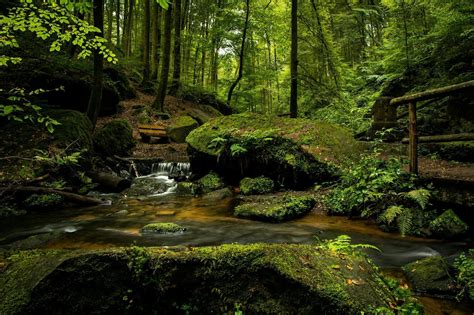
[86, 0, 104, 128]
[116, 0, 120, 47]
[227, 0, 250, 106]
[151, 3, 161, 80]
[142, 0, 151, 86]
[152, 5, 172, 112]
[169, 0, 182, 95]
[290, 0, 298, 118]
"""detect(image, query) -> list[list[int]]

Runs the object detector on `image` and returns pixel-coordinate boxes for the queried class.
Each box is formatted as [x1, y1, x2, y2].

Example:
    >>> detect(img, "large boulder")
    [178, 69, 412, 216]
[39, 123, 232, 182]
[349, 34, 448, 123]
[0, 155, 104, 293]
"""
[93, 120, 136, 157]
[186, 113, 360, 188]
[429, 209, 469, 239]
[47, 109, 94, 151]
[0, 244, 395, 314]
[166, 115, 199, 143]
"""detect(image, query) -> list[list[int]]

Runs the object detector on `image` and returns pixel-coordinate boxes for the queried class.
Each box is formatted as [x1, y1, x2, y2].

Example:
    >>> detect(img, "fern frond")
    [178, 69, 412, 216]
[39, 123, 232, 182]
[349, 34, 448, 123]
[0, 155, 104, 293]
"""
[406, 189, 431, 210]
[380, 205, 404, 224]
[397, 208, 413, 237]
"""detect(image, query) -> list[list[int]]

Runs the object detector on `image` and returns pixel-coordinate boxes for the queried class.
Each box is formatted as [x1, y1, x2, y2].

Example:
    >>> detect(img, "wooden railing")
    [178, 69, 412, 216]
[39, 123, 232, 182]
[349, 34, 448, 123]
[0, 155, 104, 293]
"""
[388, 80, 474, 174]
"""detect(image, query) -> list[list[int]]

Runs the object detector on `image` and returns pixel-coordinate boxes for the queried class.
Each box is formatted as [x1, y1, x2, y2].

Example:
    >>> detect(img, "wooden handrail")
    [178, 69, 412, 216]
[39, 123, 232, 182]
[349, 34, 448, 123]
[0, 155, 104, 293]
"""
[401, 133, 474, 144]
[390, 80, 474, 106]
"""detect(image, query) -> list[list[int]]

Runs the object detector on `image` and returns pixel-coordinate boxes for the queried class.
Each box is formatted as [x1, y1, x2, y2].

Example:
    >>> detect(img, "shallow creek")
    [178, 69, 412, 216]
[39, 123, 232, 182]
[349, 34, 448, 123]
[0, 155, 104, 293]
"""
[0, 163, 472, 313]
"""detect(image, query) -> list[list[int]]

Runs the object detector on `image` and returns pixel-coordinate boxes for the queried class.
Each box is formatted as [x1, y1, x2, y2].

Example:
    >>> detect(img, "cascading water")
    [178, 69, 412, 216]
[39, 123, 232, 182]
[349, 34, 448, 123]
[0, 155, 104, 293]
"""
[127, 162, 191, 197]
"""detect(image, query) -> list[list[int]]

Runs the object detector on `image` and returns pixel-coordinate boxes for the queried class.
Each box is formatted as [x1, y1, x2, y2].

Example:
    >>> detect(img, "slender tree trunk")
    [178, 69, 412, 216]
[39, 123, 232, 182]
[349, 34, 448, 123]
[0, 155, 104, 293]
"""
[116, 0, 121, 46]
[169, 0, 182, 95]
[227, 0, 250, 106]
[107, 0, 113, 41]
[124, 0, 134, 56]
[151, 3, 161, 80]
[86, 0, 104, 128]
[122, 0, 128, 52]
[290, 0, 298, 118]
[142, 0, 151, 86]
[152, 5, 172, 112]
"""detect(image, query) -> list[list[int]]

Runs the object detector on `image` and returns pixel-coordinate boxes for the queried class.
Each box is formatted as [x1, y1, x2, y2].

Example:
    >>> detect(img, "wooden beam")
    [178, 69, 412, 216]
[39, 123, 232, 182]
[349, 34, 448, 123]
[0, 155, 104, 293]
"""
[402, 133, 474, 144]
[408, 101, 418, 174]
[390, 80, 474, 106]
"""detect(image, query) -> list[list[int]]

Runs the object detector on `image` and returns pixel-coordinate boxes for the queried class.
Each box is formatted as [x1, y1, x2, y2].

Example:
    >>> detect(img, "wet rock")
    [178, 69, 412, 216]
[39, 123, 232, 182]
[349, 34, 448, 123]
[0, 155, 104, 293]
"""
[429, 209, 469, 239]
[196, 172, 224, 194]
[239, 176, 274, 195]
[7, 232, 64, 250]
[235, 195, 316, 223]
[186, 113, 359, 188]
[93, 120, 136, 157]
[155, 210, 177, 217]
[112, 210, 128, 216]
[166, 115, 199, 143]
[203, 188, 233, 200]
[1, 244, 394, 314]
[403, 255, 457, 297]
[124, 178, 169, 197]
[140, 222, 186, 234]
[176, 182, 199, 196]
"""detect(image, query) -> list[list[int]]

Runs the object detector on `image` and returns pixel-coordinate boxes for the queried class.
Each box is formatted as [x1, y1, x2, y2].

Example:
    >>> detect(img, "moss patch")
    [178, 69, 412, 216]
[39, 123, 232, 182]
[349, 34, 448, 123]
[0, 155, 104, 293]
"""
[23, 193, 64, 211]
[93, 120, 135, 156]
[429, 209, 469, 239]
[166, 115, 199, 143]
[1, 244, 393, 314]
[46, 110, 93, 151]
[235, 195, 316, 222]
[197, 171, 224, 194]
[240, 176, 274, 195]
[140, 223, 186, 234]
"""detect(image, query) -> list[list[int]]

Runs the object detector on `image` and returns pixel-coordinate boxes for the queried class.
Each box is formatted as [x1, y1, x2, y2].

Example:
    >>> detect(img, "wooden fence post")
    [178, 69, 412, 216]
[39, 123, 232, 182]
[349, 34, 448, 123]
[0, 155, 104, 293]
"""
[408, 101, 418, 174]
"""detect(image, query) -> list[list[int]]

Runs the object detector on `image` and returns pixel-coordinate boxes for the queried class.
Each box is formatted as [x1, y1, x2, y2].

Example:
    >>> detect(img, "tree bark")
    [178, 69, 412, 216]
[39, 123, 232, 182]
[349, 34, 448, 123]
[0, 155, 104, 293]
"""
[152, 5, 173, 112]
[151, 2, 161, 80]
[86, 0, 104, 128]
[290, 0, 298, 118]
[169, 0, 182, 95]
[116, 0, 121, 46]
[227, 0, 250, 106]
[142, 0, 151, 86]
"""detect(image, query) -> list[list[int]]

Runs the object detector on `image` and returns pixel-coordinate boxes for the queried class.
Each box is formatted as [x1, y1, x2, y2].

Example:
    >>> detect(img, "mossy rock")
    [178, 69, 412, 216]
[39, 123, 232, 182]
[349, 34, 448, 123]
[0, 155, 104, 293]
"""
[166, 115, 199, 143]
[93, 120, 136, 157]
[186, 113, 360, 188]
[403, 255, 457, 297]
[22, 193, 64, 211]
[0, 244, 394, 314]
[196, 172, 224, 194]
[140, 223, 186, 234]
[47, 110, 93, 151]
[176, 181, 199, 196]
[240, 176, 274, 195]
[235, 195, 316, 222]
[429, 209, 469, 239]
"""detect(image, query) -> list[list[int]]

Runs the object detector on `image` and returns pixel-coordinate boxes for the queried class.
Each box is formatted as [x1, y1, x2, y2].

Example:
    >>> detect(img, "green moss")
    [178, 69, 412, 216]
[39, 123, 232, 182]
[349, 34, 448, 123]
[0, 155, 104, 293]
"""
[197, 172, 224, 194]
[23, 193, 64, 211]
[235, 195, 316, 222]
[176, 181, 199, 196]
[166, 115, 199, 143]
[429, 209, 469, 239]
[93, 120, 136, 156]
[239, 176, 274, 195]
[47, 110, 93, 151]
[140, 223, 186, 234]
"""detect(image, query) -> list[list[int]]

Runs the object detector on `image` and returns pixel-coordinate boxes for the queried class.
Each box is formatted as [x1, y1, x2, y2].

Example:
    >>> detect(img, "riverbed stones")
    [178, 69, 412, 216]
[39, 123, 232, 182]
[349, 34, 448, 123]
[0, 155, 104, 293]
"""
[0, 244, 395, 314]
[166, 115, 199, 143]
[140, 223, 186, 234]
[186, 113, 360, 188]
[235, 195, 316, 222]
[429, 209, 469, 239]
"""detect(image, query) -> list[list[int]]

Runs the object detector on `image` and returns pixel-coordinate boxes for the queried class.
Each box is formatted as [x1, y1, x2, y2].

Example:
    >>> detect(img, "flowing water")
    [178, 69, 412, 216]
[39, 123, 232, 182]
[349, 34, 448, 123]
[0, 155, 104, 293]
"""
[0, 162, 472, 313]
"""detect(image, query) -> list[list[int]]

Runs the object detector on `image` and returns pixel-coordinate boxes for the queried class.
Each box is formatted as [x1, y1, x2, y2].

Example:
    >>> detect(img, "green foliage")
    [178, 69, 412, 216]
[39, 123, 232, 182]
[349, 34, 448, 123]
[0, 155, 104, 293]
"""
[316, 235, 380, 256]
[429, 209, 469, 239]
[33, 149, 84, 167]
[239, 176, 274, 195]
[373, 276, 424, 315]
[405, 189, 431, 210]
[454, 249, 474, 302]
[23, 193, 64, 211]
[197, 172, 224, 194]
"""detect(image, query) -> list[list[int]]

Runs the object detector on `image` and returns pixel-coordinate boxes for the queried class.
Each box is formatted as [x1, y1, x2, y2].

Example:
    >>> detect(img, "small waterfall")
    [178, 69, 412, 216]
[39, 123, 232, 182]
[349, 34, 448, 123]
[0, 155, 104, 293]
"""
[151, 162, 191, 177]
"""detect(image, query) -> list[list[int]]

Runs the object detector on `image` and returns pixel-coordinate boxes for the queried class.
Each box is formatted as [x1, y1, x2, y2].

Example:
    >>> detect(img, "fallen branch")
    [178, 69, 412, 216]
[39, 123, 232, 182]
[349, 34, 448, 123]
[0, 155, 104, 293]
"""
[2, 186, 105, 206]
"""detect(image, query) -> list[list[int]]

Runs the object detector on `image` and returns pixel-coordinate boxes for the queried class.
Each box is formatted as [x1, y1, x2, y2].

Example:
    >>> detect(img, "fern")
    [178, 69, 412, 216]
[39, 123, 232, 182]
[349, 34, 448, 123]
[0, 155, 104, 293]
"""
[317, 235, 380, 254]
[380, 205, 405, 224]
[397, 209, 413, 237]
[405, 189, 431, 210]
[230, 143, 247, 157]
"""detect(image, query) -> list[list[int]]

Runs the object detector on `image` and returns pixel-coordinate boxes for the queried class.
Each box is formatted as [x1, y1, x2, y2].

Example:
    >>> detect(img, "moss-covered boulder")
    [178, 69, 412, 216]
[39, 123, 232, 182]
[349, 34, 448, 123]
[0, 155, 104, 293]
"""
[196, 171, 224, 194]
[176, 181, 199, 196]
[186, 113, 360, 188]
[0, 244, 395, 314]
[47, 110, 93, 151]
[429, 209, 469, 239]
[93, 120, 136, 156]
[166, 115, 199, 143]
[403, 255, 457, 297]
[140, 223, 186, 234]
[235, 195, 316, 222]
[240, 176, 274, 195]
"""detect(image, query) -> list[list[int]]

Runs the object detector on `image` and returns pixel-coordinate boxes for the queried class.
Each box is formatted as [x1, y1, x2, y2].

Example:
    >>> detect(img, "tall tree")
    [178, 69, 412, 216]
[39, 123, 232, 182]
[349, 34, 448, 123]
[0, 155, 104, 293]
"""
[142, 0, 151, 85]
[227, 0, 250, 106]
[169, 0, 182, 95]
[290, 0, 298, 118]
[150, 2, 161, 80]
[86, 0, 105, 128]
[152, 4, 172, 112]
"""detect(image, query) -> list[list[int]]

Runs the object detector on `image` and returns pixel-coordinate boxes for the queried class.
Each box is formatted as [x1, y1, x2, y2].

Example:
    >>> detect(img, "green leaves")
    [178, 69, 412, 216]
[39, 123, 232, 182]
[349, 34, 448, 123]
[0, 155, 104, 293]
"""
[155, 0, 170, 10]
